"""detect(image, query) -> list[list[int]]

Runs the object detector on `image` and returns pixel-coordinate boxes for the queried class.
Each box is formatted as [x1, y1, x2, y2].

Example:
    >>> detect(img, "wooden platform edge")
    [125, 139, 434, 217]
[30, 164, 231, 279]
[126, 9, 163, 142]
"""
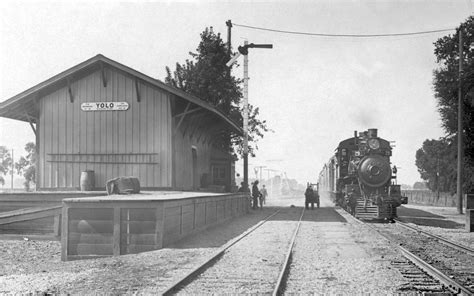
[0, 205, 62, 225]
[0, 233, 60, 241]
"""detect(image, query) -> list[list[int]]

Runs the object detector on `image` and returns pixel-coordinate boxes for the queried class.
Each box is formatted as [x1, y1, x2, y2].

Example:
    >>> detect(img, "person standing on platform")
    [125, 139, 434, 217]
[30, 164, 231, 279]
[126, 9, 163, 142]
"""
[260, 185, 268, 207]
[252, 181, 262, 210]
[238, 182, 248, 192]
[238, 182, 251, 207]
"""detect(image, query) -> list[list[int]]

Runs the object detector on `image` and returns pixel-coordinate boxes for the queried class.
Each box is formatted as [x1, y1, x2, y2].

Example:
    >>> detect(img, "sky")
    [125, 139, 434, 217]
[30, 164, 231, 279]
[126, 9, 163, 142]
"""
[0, 0, 472, 187]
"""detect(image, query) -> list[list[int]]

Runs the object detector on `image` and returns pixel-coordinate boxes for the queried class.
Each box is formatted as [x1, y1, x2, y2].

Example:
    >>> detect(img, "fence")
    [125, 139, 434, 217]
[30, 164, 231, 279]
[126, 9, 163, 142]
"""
[402, 190, 468, 208]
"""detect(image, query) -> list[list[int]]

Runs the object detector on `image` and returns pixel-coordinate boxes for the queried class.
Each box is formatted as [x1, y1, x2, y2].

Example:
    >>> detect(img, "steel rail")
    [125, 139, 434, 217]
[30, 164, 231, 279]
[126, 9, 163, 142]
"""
[398, 245, 472, 296]
[357, 216, 472, 295]
[394, 218, 474, 256]
[160, 209, 282, 295]
[272, 208, 306, 296]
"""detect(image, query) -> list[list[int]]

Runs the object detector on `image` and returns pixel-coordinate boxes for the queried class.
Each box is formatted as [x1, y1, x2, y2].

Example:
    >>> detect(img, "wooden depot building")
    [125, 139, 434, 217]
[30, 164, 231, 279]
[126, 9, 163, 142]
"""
[0, 54, 242, 192]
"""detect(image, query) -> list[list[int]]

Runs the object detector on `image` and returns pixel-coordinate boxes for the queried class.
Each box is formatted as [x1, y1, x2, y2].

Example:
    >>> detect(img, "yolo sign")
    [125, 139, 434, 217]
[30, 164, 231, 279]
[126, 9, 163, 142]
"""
[81, 102, 130, 112]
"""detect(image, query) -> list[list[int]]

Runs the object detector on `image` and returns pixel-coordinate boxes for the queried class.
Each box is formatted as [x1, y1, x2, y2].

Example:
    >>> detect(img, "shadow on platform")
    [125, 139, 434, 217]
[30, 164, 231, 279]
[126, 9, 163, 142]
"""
[397, 206, 464, 229]
[301, 207, 347, 223]
[170, 206, 347, 249]
[170, 207, 281, 249]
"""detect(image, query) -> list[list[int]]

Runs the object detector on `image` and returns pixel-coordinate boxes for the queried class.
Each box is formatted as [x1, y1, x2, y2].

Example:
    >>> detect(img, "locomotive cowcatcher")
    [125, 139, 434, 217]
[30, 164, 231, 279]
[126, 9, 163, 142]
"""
[318, 129, 407, 220]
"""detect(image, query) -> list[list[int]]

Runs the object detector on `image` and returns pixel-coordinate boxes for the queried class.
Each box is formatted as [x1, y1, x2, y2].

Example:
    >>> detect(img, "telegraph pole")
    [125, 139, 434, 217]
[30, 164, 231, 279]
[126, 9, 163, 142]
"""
[457, 27, 464, 214]
[226, 20, 232, 57]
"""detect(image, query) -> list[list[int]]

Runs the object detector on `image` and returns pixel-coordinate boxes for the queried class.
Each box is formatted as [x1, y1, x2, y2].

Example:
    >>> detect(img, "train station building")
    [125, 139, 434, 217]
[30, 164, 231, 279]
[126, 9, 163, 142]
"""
[0, 54, 242, 192]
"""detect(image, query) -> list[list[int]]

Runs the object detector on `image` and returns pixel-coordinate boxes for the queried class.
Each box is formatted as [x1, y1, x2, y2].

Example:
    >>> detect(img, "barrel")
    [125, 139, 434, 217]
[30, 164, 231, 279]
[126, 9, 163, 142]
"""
[80, 170, 95, 191]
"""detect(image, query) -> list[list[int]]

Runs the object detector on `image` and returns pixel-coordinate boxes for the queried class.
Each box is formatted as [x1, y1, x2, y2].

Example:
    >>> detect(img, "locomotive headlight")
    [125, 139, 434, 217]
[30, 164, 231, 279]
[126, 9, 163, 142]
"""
[368, 139, 380, 150]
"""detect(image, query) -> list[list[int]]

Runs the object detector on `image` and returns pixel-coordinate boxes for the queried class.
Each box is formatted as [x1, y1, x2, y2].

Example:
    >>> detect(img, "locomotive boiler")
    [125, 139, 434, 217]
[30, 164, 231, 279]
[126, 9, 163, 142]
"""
[318, 129, 407, 220]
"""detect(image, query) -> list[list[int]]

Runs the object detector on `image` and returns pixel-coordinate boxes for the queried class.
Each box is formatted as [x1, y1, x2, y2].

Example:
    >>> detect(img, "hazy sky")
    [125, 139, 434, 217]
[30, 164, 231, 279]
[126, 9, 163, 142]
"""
[0, 0, 472, 186]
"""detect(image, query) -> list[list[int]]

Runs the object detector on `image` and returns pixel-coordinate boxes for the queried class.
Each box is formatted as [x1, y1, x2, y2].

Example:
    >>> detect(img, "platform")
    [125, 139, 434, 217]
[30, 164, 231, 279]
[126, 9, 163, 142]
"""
[398, 204, 466, 226]
[0, 191, 108, 236]
[0, 191, 108, 213]
[61, 191, 250, 261]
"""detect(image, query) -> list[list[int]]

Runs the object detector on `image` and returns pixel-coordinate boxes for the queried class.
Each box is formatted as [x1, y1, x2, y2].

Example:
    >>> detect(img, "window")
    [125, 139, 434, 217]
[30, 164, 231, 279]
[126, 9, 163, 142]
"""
[212, 165, 226, 185]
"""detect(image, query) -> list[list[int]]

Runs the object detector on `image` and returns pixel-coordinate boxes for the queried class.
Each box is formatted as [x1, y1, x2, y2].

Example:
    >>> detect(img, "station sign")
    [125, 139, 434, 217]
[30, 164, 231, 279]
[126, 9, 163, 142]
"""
[81, 102, 129, 111]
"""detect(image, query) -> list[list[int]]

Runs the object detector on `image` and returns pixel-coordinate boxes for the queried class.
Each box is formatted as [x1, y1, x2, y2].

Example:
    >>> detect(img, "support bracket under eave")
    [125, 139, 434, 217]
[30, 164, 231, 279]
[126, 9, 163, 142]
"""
[135, 78, 141, 102]
[67, 78, 74, 103]
[174, 107, 201, 118]
[100, 62, 107, 88]
[24, 113, 37, 137]
[174, 102, 191, 134]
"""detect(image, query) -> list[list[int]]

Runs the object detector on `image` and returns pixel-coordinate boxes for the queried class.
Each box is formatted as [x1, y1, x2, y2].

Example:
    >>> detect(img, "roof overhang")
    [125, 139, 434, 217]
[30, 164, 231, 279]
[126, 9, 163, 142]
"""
[0, 54, 243, 135]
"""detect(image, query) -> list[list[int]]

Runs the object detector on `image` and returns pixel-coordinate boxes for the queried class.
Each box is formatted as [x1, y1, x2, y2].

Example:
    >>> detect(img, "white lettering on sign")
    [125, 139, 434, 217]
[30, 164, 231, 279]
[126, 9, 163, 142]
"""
[81, 102, 129, 111]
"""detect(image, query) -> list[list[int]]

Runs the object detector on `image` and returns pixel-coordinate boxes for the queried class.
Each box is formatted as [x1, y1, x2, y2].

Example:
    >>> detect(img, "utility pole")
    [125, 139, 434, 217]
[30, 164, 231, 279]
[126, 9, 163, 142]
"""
[226, 20, 232, 57]
[243, 41, 249, 191]
[255, 165, 266, 182]
[11, 149, 13, 190]
[226, 41, 273, 192]
[436, 156, 440, 200]
[264, 168, 278, 196]
[457, 27, 464, 214]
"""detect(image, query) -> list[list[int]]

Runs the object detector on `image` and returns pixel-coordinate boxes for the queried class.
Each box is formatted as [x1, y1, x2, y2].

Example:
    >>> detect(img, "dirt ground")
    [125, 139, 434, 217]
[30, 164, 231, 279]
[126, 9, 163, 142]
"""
[0, 205, 274, 294]
[0, 194, 472, 294]
[396, 203, 473, 249]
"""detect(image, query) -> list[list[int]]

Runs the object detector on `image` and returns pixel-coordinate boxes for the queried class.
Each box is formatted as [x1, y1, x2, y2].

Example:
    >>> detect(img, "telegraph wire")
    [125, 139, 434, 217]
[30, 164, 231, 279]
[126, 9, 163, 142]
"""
[232, 22, 455, 38]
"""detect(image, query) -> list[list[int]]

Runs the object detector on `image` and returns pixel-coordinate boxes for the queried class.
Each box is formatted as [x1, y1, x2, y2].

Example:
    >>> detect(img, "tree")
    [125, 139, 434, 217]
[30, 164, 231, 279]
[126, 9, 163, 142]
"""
[412, 182, 427, 190]
[415, 139, 456, 192]
[15, 142, 36, 191]
[165, 27, 270, 158]
[0, 146, 12, 187]
[431, 16, 474, 192]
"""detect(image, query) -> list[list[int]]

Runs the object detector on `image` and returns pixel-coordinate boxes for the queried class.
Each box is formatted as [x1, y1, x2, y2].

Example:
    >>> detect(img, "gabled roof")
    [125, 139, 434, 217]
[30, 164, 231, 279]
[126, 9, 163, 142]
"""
[0, 54, 242, 135]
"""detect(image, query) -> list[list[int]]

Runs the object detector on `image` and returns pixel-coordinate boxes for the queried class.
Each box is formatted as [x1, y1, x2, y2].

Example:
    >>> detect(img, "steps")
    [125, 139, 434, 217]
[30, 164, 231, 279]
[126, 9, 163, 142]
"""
[354, 198, 396, 220]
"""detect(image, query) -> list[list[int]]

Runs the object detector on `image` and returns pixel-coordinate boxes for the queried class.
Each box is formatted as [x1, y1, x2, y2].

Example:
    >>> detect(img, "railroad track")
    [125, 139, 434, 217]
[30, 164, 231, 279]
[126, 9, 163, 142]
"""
[272, 208, 304, 296]
[394, 218, 474, 256]
[358, 217, 474, 295]
[160, 207, 305, 295]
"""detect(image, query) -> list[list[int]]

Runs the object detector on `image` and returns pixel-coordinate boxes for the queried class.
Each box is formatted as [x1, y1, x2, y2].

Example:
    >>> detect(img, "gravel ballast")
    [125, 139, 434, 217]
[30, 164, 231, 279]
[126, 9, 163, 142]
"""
[0, 208, 271, 294]
[284, 208, 409, 294]
[0, 194, 472, 294]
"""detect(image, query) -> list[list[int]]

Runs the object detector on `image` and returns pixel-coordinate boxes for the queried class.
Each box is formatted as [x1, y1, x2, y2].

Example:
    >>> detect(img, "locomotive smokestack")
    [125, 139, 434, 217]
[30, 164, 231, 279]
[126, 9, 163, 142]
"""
[368, 128, 378, 138]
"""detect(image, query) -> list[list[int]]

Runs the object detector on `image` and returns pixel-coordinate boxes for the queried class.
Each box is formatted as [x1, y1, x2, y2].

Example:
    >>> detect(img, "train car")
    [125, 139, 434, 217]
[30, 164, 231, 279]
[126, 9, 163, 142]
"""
[318, 129, 407, 220]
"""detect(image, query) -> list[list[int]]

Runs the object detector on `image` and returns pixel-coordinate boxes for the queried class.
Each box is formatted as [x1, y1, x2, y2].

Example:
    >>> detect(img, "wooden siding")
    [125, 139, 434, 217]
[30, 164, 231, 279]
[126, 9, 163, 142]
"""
[172, 128, 212, 190]
[61, 193, 250, 260]
[38, 69, 172, 189]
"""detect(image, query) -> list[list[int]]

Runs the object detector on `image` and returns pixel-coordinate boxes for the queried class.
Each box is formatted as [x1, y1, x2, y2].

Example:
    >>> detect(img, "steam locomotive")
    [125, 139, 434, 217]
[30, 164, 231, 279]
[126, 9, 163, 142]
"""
[318, 129, 407, 220]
